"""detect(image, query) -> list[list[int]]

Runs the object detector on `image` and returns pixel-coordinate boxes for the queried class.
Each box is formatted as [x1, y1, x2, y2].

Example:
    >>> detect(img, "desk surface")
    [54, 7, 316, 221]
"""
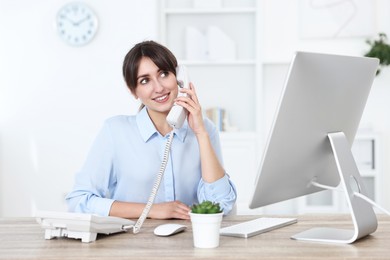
[1, 214, 389, 260]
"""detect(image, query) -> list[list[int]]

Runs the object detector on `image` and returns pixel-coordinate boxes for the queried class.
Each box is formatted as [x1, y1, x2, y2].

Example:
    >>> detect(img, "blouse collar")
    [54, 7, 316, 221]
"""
[136, 106, 188, 142]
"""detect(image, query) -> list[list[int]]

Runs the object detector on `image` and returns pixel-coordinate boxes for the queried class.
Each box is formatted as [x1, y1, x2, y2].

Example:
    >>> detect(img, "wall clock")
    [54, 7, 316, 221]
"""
[56, 2, 98, 46]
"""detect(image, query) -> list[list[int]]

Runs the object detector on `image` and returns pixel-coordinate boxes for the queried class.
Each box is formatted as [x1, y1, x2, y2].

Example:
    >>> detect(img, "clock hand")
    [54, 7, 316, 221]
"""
[60, 16, 78, 26]
[74, 15, 90, 26]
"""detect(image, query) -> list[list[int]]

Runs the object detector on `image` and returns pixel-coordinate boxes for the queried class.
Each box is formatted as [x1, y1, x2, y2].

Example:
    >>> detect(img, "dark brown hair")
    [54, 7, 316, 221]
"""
[122, 40, 178, 95]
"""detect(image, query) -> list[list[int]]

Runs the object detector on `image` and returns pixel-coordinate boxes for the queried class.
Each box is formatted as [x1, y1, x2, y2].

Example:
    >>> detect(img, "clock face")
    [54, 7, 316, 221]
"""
[56, 2, 98, 46]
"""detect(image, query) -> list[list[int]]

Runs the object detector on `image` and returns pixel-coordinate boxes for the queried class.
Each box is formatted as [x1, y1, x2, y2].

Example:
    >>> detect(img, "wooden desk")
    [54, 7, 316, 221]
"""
[0, 214, 389, 259]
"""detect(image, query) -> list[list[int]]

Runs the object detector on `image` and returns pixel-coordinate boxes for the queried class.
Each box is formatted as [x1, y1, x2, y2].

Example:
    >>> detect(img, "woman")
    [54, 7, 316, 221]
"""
[66, 41, 236, 220]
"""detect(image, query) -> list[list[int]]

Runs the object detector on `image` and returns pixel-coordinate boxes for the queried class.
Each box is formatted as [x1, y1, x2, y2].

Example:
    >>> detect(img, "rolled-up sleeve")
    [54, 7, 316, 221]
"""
[197, 174, 237, 215]
[196, 120, 237, 215]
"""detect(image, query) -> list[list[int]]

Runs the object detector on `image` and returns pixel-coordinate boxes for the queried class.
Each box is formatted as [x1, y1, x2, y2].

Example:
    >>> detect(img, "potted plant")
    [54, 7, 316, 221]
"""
[364, 32, 390, 75]
[189, 200, 223, 248]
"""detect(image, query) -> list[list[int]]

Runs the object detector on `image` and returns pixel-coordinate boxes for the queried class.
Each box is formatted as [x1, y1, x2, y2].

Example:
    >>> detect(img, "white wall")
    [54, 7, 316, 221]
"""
[262, 0, 390, 211]
[0, 0, 158, 216]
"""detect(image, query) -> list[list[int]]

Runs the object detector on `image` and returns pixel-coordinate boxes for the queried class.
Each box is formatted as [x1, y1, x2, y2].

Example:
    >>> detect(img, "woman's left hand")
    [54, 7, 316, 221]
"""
[174, 83, 207, 135]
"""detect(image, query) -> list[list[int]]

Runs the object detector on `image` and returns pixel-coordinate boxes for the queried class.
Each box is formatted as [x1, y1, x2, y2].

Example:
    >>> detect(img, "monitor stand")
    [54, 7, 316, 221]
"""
[291, 132, 378, 244]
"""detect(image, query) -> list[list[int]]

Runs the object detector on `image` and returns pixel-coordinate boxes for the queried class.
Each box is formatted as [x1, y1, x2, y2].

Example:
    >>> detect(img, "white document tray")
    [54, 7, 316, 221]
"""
[35, 210, 134, 243]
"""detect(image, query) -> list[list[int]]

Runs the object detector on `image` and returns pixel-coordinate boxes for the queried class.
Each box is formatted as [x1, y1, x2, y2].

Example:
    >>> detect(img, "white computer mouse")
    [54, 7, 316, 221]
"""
[153, 223, 187, 237]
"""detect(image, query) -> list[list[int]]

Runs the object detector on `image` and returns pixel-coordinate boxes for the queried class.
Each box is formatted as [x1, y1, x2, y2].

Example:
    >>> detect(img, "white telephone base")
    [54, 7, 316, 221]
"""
[35, 210, 135, 243]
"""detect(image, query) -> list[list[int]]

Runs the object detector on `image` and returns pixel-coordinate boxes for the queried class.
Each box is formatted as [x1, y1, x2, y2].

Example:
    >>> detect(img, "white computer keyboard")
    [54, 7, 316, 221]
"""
[220, 217, 297, 238]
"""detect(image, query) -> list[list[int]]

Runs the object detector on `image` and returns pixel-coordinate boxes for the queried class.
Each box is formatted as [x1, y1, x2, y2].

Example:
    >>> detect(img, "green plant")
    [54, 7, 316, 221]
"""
[190, 200, 222, 214]
[364, 32, 390, 75]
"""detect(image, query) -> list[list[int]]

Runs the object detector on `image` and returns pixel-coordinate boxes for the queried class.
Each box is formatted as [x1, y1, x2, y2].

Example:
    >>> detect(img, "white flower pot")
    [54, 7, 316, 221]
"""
[189, 212, 223, 248]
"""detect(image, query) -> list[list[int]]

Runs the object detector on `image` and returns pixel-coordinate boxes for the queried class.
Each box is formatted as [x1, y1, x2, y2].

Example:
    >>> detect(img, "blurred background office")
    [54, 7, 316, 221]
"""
[1, 0, 389, 217]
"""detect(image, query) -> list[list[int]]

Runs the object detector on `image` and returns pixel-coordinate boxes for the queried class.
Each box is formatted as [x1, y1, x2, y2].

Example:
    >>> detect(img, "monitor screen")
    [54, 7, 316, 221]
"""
[249, 51, 379, 210]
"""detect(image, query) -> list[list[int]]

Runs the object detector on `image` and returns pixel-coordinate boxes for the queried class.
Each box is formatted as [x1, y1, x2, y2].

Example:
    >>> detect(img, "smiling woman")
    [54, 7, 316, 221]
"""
[132, 57, 178, 117]
[65, 40, 237, 221]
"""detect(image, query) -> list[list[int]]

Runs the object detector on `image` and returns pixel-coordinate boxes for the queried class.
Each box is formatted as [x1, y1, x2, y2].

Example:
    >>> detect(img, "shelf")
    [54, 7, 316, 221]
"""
[178, 60, 256, 66]
[163, 8, 256, 14]
[161, 0, 259, 132]
[219, 131, 257, 139]
[359, 171, 377, 177]
[161, 1, 262, 215]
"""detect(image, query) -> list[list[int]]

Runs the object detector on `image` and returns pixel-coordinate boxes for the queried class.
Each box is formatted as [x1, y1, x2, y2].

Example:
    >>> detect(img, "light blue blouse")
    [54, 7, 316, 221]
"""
[65, 107, 237, 216]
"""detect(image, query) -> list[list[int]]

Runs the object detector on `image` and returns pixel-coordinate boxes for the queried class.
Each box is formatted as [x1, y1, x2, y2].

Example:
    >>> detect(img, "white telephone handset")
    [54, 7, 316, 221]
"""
[166, 65, 190, 129]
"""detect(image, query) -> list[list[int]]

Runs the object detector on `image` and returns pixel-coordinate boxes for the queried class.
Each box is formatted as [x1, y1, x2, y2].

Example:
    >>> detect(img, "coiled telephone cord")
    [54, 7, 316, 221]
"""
[133, 131, 174, 234]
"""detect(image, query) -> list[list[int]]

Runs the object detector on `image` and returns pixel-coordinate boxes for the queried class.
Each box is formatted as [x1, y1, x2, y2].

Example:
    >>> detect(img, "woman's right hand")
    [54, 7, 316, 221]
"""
[149, 200, 191, 220]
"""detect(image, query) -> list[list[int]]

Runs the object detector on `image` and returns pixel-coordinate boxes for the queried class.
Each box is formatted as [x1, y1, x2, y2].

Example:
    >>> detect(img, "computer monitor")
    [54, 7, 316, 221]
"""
[249, 51, 379, 243]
